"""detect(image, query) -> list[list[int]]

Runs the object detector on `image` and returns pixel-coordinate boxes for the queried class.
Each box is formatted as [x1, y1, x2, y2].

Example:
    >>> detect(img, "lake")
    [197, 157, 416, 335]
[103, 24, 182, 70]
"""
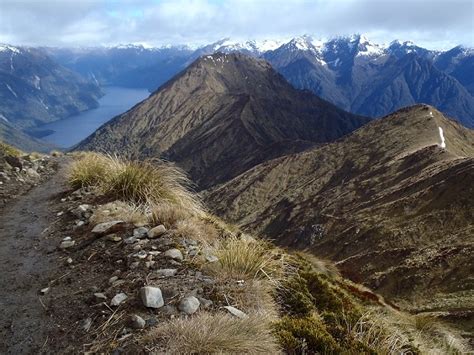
[41, 86, 150, 148]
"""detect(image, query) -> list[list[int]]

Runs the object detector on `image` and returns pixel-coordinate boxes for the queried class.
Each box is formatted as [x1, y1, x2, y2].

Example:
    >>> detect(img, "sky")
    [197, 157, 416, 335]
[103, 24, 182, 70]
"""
[0, 0, 472, 50]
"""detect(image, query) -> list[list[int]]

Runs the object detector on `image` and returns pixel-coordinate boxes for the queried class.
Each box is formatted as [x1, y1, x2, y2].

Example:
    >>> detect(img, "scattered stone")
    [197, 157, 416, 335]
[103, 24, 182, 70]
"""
[76, 220, 85, 227]
[72, 204, 92, 219]
[106, 234, 122, 242]
[129, 314, 146, 329]
[133, 227, 149, 239]
[56, 211, 64, 217]
[148, 251, 161, 256]
[146, 317, 159, 327]
[63, 236, 72, 241]
[140, 286, 164, 309]
[66, 257, 73, 264]
[60, 198, 67, 202]
[94, 292, 107, 301]
[129, 261, 140, 269]
[223, 306, 248, 319]
[164, 248, 183, 261]
[91, 220, 126, 235]
[145, 261, 155, 268]
[197, 297, 213, 308]
[156, 269, 177, 277]
[206, 255, 219, 263]
[112, 279, 126, 288]
[40, 287, 50, 295]
[111, 293, 128, 306]
[124, 236, 137, 244]
[109, 276, 119, 284]
[59, 240, 75, 249]
[147, 225, 166, 239]
[178, 296, 200, 315]
[134, 250, 148, 259]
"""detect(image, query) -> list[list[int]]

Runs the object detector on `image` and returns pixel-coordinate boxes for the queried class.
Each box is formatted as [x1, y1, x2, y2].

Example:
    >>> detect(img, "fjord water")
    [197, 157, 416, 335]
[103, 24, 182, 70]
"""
[41, 87, 149, 148]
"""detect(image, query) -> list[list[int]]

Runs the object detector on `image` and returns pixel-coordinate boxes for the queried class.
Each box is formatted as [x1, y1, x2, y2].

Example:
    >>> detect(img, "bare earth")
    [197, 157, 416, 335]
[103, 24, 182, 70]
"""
[0, 159, 66, 354]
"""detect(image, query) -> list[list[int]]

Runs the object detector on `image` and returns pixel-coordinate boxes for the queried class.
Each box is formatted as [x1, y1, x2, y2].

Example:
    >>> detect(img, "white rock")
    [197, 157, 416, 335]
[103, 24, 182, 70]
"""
[206, 255, 219, 263]
[92, 220, 125, 234]
[59, 240, 75, 249]
[94, 292, 107, 301]
[111, 292, 128, 306]
[156, 269, 177, 277]
[223, 306, 248, 319]
[147, 225, 166, 239]
[109, 276, 119, 284]
[164, 248, 183, 261]
[179, 296, 200, 315]
[40, 287, 50, 295]
[133, 227, 149, 239]
[140, 286, 164, 309]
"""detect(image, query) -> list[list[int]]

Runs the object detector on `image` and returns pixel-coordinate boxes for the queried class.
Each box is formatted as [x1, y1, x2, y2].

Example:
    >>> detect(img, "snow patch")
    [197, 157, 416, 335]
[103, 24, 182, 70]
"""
[0, 44, 20, 54]
[5, 84, 17, 98]
[438, 126, 446, 149]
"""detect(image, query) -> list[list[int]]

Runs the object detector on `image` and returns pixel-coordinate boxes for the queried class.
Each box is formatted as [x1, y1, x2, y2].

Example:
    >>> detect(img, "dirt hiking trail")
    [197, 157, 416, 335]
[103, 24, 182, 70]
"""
[0, 158, 68, 354]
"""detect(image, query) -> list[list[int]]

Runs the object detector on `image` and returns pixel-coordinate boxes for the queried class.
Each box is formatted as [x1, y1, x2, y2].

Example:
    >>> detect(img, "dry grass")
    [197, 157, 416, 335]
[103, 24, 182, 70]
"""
[90, 200, 149, 226]
[50, 150, 63, 157]
[0, 142, 22, 157]
[150, 203, 193, 229]
[67, 152, 111, 189]
[173, 217, 219, 244]
[146, 312, 280, 354]
[294, 251, 341, 278]
[67, 153, 205, 215]
[205, 236, 286, 282]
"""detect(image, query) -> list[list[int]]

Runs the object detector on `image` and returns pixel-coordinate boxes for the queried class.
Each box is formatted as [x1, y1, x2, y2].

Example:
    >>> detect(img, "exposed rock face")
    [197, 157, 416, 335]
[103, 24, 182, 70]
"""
[76, 52, 369, 189]
[206, 105, 474, 311]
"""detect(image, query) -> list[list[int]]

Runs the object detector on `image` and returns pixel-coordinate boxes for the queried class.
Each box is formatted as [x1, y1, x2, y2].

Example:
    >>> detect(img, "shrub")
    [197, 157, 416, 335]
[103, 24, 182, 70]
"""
[205, 236, 286, 281]
[273, 314, 341, 354]
[146, 312, 280, 354]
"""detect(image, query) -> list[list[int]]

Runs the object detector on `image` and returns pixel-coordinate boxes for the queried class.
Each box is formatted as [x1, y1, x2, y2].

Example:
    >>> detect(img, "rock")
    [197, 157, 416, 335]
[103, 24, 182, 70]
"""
[111, 293, 128, 306]
[63, 236, 72, 241]
[106, 234, 122, 242]
[40, 287, 50, 295]
[56, 211, 64, 217]
[59, 240, 75, 249]
[109, 276, 119, 284]
[223, 306, 248, 319]
[148, 251, 161, 256]
[147, 225, 166, 239]
[124, 236, 137, 244]
[178, 296, 200, 315]
[129, 261, 140, 269]
[206, 255, 219, 263]
[72, 204, 92, 219]
[134, 250, 148, 259]
[66, 257, 73, 264]
[156, 269, 177, 277]
[76, 220, 85, 227]
[133, 227, 149, 239]
[146, 317, 159, 327]
[129, 314, 146, 329]
[145, 261, 155, 268]
[164, 248, 183, 261]
[94, 292, 107, 301]
[92, 220, 127, 235]
[140, 286, 164, 309]
[197, 297, 213, 308]
[25, 168, 40, 178]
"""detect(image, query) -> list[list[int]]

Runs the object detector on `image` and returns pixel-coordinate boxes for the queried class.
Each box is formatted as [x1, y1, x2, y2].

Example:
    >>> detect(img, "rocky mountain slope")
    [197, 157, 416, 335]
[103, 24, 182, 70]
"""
[0, 119, 54, 153]
[77, 52, 369, 189]
[1, 151, 468, 353]
[206, 105, 474, 327]
[264, 35, 474, 128]
[0, 44, 102, 130]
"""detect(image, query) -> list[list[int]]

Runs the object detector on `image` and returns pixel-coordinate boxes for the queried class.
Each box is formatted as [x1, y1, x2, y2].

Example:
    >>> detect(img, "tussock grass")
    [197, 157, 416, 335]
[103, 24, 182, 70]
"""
[67, 152, 110, 189]
[50, 150, 63, 157]
[90, 200, 148, 226]
[174, 217, 219, 244]
[146, 312, 280, 354]
[0, 142, 22, 157]
[206, 236, 286, 282]
[150, 203, 193, 229]
[67, 153, 204, 216]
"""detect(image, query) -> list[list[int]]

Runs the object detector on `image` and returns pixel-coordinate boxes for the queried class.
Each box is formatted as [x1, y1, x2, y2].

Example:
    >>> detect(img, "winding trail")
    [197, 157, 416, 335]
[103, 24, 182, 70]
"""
[0, 159, 68, 354]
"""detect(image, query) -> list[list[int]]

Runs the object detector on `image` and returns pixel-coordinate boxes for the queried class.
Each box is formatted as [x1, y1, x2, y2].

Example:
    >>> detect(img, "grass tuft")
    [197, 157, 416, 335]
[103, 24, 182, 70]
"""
[67, 152, 110, 189]
[146, 312, 280, 354]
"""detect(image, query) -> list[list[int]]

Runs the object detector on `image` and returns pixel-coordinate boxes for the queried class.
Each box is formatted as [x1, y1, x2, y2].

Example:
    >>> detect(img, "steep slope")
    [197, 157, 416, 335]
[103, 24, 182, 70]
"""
[0, 120, 53, 153]
[434, 46, 474, 95]
[77, 53, 369, 189]
[206, 105, 474, 315]
[0, 44, 102, 129]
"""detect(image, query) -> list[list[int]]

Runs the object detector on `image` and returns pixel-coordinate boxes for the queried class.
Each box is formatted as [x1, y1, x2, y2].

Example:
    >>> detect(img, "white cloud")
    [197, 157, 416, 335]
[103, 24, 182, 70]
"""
[0, 0, 472, 49]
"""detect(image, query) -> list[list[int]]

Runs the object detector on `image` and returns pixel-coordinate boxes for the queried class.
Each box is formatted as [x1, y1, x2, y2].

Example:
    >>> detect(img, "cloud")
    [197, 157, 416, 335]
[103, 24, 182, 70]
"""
[0, 0, 472, 49]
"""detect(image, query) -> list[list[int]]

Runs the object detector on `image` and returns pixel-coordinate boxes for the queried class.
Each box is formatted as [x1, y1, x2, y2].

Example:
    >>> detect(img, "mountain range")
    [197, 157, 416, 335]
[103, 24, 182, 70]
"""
[46, 35, 474, 128]
[77, 52, 369, 188]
